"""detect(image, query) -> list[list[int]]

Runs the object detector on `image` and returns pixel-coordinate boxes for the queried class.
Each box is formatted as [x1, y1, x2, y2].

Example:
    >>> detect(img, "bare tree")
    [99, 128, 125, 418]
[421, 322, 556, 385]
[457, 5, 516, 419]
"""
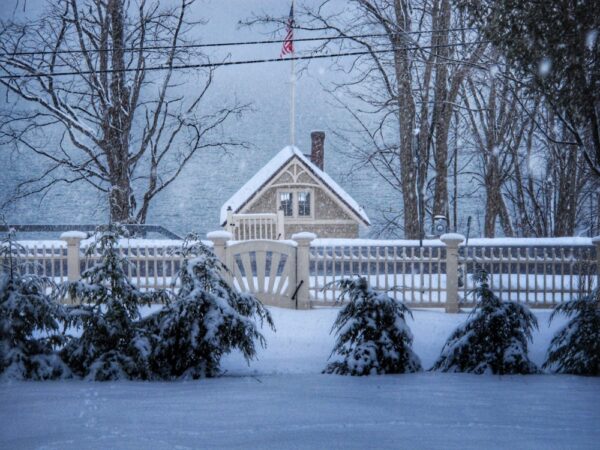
[506, 104, 592, 237]
[249, 0, 484, 238]
[461, 60, 526, 237]
[0, 0, 245, 223]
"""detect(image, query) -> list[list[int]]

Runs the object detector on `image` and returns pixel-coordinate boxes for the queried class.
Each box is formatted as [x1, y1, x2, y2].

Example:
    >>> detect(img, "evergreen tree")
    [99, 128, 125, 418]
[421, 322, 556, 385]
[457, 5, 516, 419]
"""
[544, 287, 600, 375]
[0, 226, 70, 380]
[323, 277, 421, 376]
[60, 224, 167, 381]
[148, 234, 274, 379]
[432, 270, 538, 374]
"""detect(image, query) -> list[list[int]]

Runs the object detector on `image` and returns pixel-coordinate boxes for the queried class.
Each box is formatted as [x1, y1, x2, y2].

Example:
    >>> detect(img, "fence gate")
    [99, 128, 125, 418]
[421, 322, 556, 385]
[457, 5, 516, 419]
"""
[226, 240, 298, 308]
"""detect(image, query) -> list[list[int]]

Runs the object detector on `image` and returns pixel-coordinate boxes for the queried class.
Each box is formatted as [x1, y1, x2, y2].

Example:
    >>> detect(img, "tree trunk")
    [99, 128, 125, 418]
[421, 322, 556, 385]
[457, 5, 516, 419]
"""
[554, 145, 579, 236]
[483, 157, 500, 237]
[431, 0, 451, 223]
[393, 0, 419, 239]
[106, 0, 133, 223]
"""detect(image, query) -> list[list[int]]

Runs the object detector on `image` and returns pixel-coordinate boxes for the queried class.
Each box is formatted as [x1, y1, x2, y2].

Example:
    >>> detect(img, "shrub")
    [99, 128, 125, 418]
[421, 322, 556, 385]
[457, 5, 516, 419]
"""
[432, 270, 538, 374]
[147, 234, 274, 379]
[544, 287, 600, 375]
[60, 224, 167, 380]
[0, 226, 70, 380]
[323, 277, 421, 376]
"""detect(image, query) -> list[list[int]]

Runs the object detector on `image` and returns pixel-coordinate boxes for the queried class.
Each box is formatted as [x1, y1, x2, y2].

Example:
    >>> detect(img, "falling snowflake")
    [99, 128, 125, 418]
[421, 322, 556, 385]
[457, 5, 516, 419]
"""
[538, 58, 552, 77]
[586, 30, 598, 50]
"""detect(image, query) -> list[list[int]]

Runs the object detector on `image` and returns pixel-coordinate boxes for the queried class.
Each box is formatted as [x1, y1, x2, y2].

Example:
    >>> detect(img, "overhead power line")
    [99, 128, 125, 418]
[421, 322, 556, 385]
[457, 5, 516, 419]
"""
[0, 40, 488, 80]
[0, 27, 478, 57]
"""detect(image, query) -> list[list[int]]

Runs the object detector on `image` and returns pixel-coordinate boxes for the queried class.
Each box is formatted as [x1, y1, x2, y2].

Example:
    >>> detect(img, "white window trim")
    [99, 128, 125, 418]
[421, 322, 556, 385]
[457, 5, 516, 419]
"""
[277, 188, 315, 220]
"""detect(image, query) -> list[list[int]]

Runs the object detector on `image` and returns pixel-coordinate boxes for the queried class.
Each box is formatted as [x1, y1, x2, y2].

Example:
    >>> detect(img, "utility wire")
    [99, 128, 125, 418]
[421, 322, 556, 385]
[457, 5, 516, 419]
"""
[0, 27, 478, 57]
[0, 40, 488, 80]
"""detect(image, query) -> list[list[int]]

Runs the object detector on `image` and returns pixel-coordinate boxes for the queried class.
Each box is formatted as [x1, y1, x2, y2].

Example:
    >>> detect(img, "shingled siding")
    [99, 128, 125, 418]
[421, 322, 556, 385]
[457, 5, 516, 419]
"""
[244, 187, 278, 213]
[244, 185, 358, 238]
[284, 223, 358, 239]
[313, 189, 353, 221]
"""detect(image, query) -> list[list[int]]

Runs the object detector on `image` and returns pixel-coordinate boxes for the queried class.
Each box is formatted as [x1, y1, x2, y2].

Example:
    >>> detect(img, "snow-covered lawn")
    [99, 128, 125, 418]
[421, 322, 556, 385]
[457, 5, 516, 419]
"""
[1, 308, 599, 449]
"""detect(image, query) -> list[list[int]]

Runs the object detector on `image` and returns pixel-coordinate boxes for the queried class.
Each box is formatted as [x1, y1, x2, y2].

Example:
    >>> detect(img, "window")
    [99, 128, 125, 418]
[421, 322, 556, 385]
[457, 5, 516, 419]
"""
[278, 188, 314, 218]
[298, 191, 311, 216]
[280, 192, 293, 216]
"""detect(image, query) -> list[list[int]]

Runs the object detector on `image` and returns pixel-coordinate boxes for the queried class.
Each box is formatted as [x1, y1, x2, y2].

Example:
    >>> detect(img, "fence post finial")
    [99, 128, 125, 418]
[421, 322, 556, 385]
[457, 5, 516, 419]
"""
[292, 232, 316, 310]
[441, 233, 465, 313]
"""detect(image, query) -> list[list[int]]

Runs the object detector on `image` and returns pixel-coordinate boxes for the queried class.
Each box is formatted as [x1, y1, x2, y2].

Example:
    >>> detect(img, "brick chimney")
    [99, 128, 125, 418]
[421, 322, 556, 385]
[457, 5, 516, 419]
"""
[310, 131, 325, 170]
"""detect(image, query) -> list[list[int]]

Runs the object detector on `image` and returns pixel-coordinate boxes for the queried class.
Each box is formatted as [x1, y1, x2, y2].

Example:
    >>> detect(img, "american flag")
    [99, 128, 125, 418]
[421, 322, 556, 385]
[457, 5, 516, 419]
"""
[280, 4, 294, 58]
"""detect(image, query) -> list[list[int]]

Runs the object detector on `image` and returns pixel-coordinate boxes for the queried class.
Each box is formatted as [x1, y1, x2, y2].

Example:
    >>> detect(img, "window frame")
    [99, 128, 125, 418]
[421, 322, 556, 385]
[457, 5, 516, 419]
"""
[297, 190, 312, 217]
[278, 191, 294, 217]
[277, 188, 315, 220]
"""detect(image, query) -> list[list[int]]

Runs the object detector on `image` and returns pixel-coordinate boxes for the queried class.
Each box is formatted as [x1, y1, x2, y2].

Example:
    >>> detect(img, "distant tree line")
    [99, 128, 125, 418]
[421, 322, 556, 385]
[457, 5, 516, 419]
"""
[250, 0, 599, 238]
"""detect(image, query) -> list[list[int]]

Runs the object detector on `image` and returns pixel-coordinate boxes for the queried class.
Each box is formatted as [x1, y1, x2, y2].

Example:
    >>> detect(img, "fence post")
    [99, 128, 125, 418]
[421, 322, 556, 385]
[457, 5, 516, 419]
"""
[60, 231, 85, 282]
[292, 232, 316, 310]
[441, 233, 465, 313]
[207, 230, 232, 265]
[277, 209, 285, 239]
[226, 208, 235, 237]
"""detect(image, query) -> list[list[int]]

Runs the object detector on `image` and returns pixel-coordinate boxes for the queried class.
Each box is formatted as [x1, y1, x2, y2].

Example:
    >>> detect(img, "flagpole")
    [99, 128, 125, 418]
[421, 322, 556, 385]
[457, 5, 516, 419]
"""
[290, 0, 296, 148]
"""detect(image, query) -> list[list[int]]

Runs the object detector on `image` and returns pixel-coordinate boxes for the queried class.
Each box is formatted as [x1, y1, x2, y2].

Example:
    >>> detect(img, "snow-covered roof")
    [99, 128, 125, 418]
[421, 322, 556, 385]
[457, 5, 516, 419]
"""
[220, 146, 370, 226]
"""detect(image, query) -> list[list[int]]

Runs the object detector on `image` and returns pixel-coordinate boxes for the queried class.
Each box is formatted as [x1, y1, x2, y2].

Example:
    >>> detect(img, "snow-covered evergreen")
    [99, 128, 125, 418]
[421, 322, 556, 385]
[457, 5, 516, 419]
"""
[60, 224, 167, 381]
[0, 227, 70, 380]
[323, 277, 421, 376]
[544, 287, 600, 375]
[147, 234, 274, 379]
[432, 270, 538, 374]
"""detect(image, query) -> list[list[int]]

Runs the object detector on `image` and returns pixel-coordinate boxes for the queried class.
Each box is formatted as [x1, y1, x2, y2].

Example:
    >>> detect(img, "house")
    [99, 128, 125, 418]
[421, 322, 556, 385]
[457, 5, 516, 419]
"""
[220, 132, 370, 239]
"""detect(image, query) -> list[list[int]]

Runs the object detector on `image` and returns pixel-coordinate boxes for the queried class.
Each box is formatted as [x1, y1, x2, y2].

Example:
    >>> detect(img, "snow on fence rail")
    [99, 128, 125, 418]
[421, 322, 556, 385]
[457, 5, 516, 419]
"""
[4, 233, 600, 311]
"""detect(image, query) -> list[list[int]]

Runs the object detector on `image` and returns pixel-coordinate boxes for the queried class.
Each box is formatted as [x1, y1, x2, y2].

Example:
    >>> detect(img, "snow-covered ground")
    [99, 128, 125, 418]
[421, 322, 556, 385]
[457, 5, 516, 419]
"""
[1, 308, 599, 449]
[219, 308, 568, 374]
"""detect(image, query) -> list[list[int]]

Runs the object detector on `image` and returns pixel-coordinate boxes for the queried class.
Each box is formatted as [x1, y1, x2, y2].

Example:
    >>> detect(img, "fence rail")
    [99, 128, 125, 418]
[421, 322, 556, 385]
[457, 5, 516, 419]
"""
[225, 211, 285, 241]
[3, 232, 599, 311]
[6, 237, 198, 293]
[9, 241, 69, 283]
[458, 245, 597, 306]
[309, 244, 448, 306]
[308, 236, 598, 309]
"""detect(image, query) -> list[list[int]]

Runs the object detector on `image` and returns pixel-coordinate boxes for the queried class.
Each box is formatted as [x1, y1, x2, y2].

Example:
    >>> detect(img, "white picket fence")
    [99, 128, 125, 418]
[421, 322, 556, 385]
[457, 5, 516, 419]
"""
[11, 238, 199, 291]
[309, 239, 598, 308]
[5, 233, 599, 311]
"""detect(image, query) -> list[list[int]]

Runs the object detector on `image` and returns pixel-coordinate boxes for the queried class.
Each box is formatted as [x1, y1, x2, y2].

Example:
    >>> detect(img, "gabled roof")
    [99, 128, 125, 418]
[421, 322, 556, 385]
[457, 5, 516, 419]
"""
[220, 146, 370, 226]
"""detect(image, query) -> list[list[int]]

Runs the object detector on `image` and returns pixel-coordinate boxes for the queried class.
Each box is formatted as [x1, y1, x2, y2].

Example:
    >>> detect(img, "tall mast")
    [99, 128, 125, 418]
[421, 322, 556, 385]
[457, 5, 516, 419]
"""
[290, 0, 296, 147]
